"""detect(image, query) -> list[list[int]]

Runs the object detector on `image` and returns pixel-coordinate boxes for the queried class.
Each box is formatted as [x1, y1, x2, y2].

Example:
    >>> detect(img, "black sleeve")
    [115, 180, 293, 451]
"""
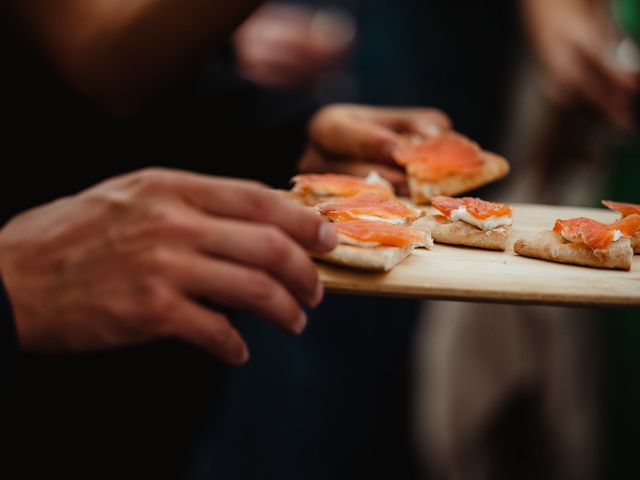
[0, 274, 17, 375]
[136, 59, 322, 189]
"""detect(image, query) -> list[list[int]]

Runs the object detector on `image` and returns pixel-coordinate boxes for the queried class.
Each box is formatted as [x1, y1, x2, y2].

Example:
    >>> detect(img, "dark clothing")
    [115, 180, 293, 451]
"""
[0, 17, 316, 479]
[351, 0, 520, 151]
[191, 295, 421, 480]
[0, 44, 314, 225]
[0, 276, 17, 377]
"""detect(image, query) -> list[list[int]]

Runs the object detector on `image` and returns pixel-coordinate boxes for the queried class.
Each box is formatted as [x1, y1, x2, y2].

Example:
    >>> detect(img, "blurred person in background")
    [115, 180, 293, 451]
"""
[0, 0, 450, 478]
[416, 1, 640, 480]
[522, 0, 640, 476]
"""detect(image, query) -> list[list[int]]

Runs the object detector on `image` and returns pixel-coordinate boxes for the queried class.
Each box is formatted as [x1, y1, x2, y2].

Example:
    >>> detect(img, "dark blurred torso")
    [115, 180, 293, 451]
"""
[0, 18, 314, 478]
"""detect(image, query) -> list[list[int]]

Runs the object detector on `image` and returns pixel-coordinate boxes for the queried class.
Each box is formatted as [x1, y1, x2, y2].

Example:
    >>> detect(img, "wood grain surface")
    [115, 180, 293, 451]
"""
[317, 203, 640, 307]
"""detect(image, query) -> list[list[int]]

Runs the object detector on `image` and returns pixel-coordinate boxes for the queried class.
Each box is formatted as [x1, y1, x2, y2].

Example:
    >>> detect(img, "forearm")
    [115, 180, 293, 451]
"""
[4, 0, 262, 116]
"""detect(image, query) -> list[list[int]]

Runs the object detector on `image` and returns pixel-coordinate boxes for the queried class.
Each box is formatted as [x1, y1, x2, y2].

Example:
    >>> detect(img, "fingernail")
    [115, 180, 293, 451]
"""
[294, 311, 308, 335]
[318, 222, 337, 251]
[310, 282, 324, 308]
[419, 123, 443, 137]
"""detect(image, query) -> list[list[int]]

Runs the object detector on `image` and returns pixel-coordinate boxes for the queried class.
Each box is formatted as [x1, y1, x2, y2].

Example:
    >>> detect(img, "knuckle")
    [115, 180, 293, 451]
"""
[246, 270, 278, 307]
[243, 185, 274, 217]
[129, 168, 176, 196]
[145, 207, 182, 234]
[136, 243, 175, 275]
[136, 282, 176, 333]
[262, 227, 292, 264]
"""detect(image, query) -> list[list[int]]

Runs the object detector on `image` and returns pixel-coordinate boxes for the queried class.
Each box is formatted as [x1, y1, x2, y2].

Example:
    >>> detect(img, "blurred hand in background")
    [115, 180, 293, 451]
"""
[233, 3, 356, 89]
[522, 0, 639, 130]
[300, 104, 451, 194]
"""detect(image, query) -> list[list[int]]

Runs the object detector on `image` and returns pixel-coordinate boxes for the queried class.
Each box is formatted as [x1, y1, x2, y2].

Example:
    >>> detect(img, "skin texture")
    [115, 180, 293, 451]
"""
[0, 168, 337, 365]
[522, 0, 638, 130]
[300, 104, 452, 195]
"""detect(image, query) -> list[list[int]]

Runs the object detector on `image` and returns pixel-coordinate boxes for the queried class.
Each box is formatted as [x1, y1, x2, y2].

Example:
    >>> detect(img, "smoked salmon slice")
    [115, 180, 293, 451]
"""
[291, 172, 394, 198]
[602, 200, 640, 217]
[553, 215, 640, 251]
[431, 196, 512, 220]
[393, 133, 483, 182]
[317, 193, 422, 224]
[335, 220, 431, 248]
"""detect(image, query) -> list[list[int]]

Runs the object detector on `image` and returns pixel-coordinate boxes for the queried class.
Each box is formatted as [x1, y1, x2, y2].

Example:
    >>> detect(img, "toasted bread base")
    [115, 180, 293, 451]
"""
[313, 245, 412, 272]
[413, 216, 509, 251]
[633, 232, 639, 254]
[408, 151, 510, 204]
[514, 231, 633, 271]
[290, 191, 339, 207]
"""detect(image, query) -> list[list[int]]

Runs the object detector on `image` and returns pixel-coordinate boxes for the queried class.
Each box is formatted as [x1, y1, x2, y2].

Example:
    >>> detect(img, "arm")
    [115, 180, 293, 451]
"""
[3, 0, 262, 116]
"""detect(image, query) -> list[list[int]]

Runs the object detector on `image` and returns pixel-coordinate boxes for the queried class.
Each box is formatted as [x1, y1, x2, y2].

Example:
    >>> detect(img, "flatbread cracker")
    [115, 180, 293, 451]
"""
[408, 151, 509, 204]
[413, 215, 509, 251]
[313, 245, 412, 272]
[513, 230, 633, 271]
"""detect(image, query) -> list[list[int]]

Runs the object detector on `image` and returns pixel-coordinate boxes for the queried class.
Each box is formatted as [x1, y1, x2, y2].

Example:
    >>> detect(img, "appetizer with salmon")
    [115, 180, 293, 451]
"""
[314, 220, 433, 272]
[514, 215, 640, 271]
[290, 171, 394, 205]
[393, 132, 510, 204]
[316, 192, 423, 225]
[602, 200, 640, 253]
[412, 196, 512, 251]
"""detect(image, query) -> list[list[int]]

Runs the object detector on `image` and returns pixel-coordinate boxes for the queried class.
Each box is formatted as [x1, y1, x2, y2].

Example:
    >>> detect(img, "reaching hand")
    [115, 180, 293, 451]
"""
[0, 168, 336, 365]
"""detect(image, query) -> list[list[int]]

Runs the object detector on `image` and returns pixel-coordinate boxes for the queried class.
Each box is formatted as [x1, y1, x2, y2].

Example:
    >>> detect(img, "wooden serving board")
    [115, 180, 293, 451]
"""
[317, 203, 640, 308]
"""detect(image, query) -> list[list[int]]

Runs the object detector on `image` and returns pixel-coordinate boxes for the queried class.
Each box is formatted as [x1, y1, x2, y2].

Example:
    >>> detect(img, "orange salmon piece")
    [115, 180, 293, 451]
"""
[393, 133, 483, 182]
[317, 193, 420, 222]
[335, 220, 428, 248]
[553, 215, 640, 251]
[431, 195, 512, 219]
[602, 200, 640, 217]
[292, 173, 394, 198]
[611, 214, 640, 236]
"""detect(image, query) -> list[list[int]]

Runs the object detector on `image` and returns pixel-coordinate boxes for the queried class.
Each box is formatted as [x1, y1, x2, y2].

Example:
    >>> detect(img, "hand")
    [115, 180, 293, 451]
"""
[299, 104, 451, 194]
[522, 0, 638, 130]
[0, 168, 336, 365]
[233, 3, 355, 89]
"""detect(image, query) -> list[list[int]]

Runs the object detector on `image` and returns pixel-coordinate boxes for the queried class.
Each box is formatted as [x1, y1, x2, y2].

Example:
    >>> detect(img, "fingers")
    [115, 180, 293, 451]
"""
[579, 47, 637, 130]
[309, 105, 452, 165]
[311, 108, 402, 164]
[368, 107, 452, 136]
[192, 215, 323, 308]
[177, 254, 308, 335]
[168, 173, 337, 253]
[540, 22, 638, 130]
[168, 297, 249, 365]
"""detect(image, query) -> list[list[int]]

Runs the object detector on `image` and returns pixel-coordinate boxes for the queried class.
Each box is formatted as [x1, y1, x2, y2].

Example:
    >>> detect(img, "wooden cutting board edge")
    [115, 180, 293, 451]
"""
[315, 201, 640, 308]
